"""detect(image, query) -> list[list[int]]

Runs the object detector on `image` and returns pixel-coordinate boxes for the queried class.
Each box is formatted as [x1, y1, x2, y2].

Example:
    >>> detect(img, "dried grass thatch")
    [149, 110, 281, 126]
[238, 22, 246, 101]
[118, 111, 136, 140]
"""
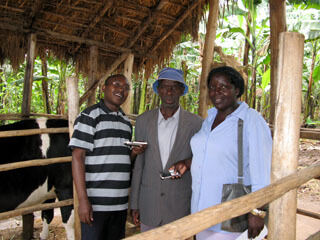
[0, 0, 208, 78]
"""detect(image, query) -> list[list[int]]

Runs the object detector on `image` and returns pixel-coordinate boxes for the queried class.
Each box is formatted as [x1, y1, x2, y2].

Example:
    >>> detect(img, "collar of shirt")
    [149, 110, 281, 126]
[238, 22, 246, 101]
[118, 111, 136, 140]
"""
[207, 101, 248, 122]
[158, 106, 181, 125]
[99, 99, 125, 117]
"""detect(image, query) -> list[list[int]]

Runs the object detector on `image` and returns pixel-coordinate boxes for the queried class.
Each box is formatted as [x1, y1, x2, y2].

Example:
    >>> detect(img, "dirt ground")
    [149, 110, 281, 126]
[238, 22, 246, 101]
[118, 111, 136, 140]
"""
[0, 140, 319, 240]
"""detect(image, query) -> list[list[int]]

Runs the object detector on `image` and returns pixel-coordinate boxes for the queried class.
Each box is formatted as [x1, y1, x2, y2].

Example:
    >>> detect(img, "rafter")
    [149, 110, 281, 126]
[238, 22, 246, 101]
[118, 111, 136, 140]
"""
[72, 1, 113, 54]
[126, 0, 168, 49]
[150, 0, 201, 53]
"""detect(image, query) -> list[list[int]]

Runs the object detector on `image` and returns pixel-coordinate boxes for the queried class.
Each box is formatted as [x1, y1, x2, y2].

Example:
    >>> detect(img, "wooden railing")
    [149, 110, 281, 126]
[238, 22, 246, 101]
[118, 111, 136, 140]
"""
[125, 164, 320, 239]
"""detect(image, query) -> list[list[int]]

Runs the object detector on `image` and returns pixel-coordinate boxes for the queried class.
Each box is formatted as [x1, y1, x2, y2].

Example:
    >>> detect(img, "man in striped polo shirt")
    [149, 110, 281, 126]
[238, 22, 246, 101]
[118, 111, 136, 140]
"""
[69, 74, 144, 240]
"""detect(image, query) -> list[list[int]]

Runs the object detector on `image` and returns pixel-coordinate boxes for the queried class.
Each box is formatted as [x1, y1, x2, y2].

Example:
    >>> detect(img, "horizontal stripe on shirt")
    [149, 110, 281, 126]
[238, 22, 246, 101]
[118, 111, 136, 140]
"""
[87, 188, 129, 197]
[93, 203, 128, 212]
[86, 180, 130, 189]
[85, 163, 131, 173]
[85, 155, 131, 165]
[89, 196, 128, 205]
[86, 146, 130, 156]
[86, 172, 130, 181]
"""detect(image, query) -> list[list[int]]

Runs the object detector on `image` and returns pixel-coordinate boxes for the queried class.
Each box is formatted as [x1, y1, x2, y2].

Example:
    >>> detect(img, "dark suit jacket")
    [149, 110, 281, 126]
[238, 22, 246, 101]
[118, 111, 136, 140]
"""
[130, 107, 203, 227]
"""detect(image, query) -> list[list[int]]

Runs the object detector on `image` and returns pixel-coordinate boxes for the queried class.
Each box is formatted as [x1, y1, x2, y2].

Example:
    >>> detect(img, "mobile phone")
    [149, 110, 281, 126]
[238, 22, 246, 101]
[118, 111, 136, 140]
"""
[124, 141, 148, 147]
[160, 170, 181, 180]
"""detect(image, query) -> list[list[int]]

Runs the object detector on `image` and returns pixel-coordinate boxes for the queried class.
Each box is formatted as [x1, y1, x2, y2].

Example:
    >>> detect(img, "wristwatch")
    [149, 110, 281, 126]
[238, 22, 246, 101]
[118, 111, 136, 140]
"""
[250, 208, 266, 218]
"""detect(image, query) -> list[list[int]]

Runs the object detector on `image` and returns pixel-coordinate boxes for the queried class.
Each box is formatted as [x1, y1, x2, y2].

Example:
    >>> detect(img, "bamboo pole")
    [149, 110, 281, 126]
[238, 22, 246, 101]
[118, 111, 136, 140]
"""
[21, 33, 37, 116]
[125, 164, 320, 240]
[198, 0, 219, 118]
[87, 46, 98, 107]
[0, 199, 73, 220]
[269, 0, 287, 124]
[0, 127, 69, 138]
[0, 156, 72, 172]
[268, 32, 305, 240]
[122, 53, 134, 114]
[66, 76, 81, 240]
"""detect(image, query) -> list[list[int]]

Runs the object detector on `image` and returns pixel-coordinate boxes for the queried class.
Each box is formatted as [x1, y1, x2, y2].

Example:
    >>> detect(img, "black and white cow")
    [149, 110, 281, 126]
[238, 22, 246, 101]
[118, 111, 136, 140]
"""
[0, 118, 74, 239]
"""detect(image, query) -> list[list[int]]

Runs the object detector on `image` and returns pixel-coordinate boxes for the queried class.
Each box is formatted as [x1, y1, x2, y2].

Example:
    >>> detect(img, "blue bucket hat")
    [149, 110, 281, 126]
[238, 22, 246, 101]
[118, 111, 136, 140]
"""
[152, 67, 188, 96]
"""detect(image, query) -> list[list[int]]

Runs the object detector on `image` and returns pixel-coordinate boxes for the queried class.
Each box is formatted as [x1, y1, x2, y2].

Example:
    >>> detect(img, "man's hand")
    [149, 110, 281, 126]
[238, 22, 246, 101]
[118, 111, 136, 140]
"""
[131, 144, 147, 155]
[248, 213, 265, 239]
[131, 209, 140, 227]
[78, 199, 94, 225]
[168, 159, 191, 178]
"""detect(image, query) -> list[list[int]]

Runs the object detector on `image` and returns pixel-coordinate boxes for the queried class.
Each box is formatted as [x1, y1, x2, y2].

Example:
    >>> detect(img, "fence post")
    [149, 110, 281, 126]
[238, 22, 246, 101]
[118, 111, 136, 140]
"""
[268, 32, 305, 239]
[66, 76, 81, 239]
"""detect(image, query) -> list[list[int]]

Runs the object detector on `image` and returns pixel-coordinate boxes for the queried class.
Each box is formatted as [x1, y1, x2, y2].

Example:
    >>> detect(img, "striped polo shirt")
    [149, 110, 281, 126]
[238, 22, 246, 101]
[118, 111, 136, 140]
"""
[69, 100, 132, 212]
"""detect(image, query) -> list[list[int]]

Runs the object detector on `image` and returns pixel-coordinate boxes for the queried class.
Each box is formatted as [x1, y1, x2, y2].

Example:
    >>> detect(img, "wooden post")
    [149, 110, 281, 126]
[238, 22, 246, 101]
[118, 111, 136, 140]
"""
[269, 0, 287, 124]
[87, 46, 98, 107]
[66, 76, 81, 240]
[21, 33, 37, 116]
[198, 0, 219, 118]
[268, 32, 305, 239]
[22, 213, 34, 240]
[122, 53, 134, 114]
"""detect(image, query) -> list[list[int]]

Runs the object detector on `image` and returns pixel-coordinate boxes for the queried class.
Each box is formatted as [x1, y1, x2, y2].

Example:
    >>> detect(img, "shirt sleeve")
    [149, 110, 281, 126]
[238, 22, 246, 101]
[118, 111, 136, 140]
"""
[245, 109, 273, 192]
[68, 112, 96, 152]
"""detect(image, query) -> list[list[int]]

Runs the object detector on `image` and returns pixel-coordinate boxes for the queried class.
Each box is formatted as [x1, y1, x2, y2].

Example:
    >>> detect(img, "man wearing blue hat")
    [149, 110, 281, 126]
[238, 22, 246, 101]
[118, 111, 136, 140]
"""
[130, 67, 203, 232]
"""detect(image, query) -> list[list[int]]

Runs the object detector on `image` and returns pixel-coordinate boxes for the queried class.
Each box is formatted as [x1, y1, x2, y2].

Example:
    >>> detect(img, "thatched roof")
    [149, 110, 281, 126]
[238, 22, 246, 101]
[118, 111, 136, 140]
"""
[0, 0, 208, 77]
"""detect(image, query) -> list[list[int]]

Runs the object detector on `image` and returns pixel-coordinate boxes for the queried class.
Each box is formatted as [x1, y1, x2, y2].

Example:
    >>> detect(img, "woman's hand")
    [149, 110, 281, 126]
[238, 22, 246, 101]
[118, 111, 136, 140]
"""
[248, 213, 265, 238]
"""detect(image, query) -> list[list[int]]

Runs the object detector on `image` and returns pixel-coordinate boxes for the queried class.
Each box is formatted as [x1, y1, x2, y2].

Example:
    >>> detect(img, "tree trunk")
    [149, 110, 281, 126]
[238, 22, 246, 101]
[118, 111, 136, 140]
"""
[269, 0, 287, 124]
[22, 33, 36, 116]
[41, 56, 51, 114]
[138, 76, 147, 114]
[303, 41, 318, 124]
[243, 20, 251, 103]
[198, 0, 219, 118]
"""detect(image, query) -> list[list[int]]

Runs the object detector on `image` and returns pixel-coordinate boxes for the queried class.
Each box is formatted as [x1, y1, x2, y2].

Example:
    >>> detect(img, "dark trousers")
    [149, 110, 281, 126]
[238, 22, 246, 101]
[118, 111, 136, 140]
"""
[81, 210, 127, 240]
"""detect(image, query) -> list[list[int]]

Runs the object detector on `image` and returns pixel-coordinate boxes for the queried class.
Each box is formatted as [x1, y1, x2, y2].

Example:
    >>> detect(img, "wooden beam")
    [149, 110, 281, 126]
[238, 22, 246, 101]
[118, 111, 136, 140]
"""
[79, 52, 129, 106]
[269, 0, 287, 124]
[66, 76, 81, 240]
[150, 0, 202, 52]
[33, 27, 131, 53]
[0, 156, 72, 172]
[125, 164, 320, 239]
[297, 208, 320, 220]
[268, 32, 305, 240]
[198, 0, 219, 118]
[87, 46, 99, 106]
[0, 199, 73, 220]
[126, 0, 168, 48]
[0, 22, 157, 59]
[0, 128, 69, 138]
[122, 53, 134, 114]
[21, 33, 37, 116]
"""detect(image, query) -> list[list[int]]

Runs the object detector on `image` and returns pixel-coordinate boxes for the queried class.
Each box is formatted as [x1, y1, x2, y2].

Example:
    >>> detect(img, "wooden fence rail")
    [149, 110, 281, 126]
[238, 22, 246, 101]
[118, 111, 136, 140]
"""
[0, 127, 69, 138]
[125, 164, 320, 240]
[0, 156, 72, 172]
[0, 199, 73, 220]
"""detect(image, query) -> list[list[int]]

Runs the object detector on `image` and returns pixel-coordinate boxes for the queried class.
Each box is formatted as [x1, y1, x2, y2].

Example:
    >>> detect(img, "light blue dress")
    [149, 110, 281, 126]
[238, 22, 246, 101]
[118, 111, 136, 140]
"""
[191, 102, 272, 233]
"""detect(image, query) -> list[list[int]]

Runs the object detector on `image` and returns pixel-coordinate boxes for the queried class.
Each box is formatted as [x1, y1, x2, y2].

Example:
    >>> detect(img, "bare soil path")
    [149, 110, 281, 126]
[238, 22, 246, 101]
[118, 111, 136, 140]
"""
[0, 140, 319, 239]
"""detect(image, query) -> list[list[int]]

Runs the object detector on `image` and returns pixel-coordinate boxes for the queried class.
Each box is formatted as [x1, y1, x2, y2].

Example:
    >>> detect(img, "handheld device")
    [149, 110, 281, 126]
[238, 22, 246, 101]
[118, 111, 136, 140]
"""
[124, 141, 148, 147]
[160, 170, 181, 180]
